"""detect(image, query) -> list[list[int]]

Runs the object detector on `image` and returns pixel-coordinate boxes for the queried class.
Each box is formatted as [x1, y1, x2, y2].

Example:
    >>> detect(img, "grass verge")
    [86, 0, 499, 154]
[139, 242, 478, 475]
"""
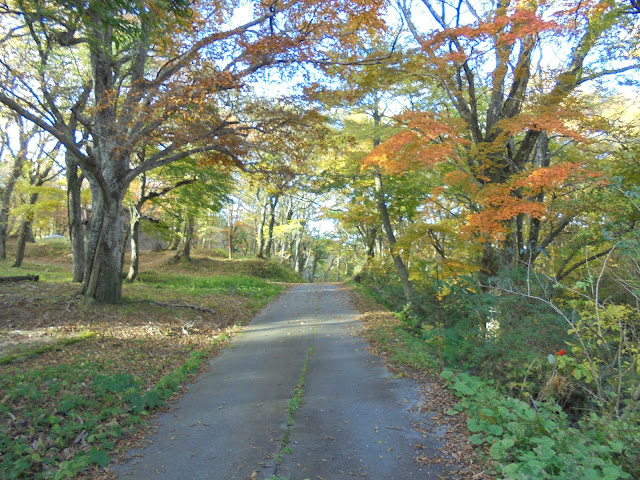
[0, 330, 233, 479]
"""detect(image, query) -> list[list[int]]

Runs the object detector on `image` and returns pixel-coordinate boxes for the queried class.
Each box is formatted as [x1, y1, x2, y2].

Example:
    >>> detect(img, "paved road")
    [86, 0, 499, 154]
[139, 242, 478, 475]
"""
[114, 283, 455, 480]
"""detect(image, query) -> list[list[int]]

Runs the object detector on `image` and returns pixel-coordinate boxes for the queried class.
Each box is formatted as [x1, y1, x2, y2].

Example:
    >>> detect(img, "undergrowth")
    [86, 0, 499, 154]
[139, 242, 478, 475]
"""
[353, 276, 639, 479]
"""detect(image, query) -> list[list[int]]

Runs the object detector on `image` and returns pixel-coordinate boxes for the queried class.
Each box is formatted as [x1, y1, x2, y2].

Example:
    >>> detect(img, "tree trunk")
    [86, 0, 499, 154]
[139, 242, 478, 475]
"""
[370, 98, 413, 302]
[324, 257, 335, 282]
[173, 214, 194, 262]
[227, 203, 233, 260]
[0, 145, 25, 259]
[525, 132, 551, 265]
[66, 152, 85, 282]
[310, 253, 319, 283]
[265, 195, 279, 258]
[293, 234, 302, 273]
[26, 224, 35, 243]
[82, 191, 126, 303]
[256, 199, 268, 258]
[373, 168, 413, 302]
[126, 206, 141, 282]
[12, 192, 38, 267]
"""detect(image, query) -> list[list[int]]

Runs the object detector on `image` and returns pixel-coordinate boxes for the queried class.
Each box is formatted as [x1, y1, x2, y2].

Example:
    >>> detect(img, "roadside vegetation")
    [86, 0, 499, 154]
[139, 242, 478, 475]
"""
[0, 238, 300, 479]
[352, 253, 640, 480]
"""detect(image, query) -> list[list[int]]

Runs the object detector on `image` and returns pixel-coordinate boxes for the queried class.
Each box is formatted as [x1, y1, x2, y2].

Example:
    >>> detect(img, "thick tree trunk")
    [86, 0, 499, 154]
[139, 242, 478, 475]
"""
[173, 215, 194, 262]
[66, 152, 85, 282]
[83, 192, 126, 303]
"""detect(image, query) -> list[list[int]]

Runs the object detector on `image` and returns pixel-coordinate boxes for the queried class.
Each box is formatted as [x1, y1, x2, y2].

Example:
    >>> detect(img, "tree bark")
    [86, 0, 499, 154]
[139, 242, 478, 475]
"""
[126, 206, 141, 282]
[173, 214, 194, 262]
[0, 129, 27, 259]
[66, 152, 85, 283]
[310, 253, 319, 283]
[256, 198, 269, 258]
[0, 274, 39, 282]
[265, 195, 279, 258]
[227, 202, 233, 260]
[82, 191, 126, 303]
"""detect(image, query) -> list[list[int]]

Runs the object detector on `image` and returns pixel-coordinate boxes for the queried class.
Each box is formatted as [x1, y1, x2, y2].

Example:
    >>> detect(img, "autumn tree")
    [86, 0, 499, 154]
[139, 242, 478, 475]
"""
[0, 0, 385, 302]
[310, 45, 430, 301]
[367, 0, 640, 278]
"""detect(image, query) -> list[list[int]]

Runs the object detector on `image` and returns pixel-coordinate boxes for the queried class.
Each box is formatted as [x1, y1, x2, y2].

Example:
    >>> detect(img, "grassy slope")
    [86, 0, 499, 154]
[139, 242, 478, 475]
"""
[0, 239, 302, 479]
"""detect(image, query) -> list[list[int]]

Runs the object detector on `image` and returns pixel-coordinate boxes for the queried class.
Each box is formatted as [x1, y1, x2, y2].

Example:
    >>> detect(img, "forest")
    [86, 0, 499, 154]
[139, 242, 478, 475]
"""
[1, 0, 639, 478]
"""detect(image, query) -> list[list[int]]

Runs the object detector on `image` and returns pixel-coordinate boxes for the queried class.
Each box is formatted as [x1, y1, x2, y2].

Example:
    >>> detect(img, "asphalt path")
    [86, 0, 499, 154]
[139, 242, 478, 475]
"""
[114, 283, 455, 480]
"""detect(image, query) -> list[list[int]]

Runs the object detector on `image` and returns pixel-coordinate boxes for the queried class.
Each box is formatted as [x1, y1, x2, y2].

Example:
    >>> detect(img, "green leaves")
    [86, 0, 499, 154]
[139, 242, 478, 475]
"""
[88, 447, 111, 468]
[446, 371, 632, 479]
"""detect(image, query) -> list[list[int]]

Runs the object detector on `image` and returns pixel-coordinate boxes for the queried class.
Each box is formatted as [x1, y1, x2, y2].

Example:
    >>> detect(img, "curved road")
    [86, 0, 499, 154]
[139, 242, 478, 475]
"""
[114, 283, 456, 480]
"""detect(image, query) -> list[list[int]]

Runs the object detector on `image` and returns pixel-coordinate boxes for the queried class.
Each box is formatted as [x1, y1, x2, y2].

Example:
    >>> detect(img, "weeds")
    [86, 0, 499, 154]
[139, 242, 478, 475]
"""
[0, 333, 231, 479]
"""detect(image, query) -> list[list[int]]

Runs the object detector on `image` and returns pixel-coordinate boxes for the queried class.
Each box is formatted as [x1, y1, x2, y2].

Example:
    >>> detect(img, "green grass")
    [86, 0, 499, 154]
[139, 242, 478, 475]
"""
[130, 271, 286, 302]
[0, 261, 73, 283]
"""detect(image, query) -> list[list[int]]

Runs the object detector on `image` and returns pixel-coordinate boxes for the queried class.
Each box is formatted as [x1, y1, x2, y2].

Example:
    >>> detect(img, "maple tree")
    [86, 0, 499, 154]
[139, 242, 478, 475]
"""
[364, 0, 640, 278]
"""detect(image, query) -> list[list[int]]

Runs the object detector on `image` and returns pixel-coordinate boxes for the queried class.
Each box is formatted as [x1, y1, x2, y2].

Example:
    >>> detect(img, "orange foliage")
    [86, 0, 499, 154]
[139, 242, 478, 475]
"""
[496, 108, 588, 142]
[427, 8, 557, 53]
[362, 112, 468, 174]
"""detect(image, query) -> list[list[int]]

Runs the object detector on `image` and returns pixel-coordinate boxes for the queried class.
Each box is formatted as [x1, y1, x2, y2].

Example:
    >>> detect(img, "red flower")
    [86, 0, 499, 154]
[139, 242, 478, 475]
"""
[557, 349, 566, 356]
